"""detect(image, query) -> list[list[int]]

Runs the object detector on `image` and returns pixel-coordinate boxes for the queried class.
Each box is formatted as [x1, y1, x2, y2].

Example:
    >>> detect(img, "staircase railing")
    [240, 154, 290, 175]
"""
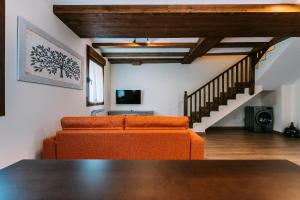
[184, 48, 269, 125]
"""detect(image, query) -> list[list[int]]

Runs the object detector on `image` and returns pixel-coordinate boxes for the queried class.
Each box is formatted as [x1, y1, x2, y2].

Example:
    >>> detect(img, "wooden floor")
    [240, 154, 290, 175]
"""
[203, 129, 300, 165]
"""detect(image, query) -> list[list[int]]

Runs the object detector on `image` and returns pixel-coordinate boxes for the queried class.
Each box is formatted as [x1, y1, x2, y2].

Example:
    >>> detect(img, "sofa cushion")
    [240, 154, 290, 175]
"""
[61, 116, 125, 130]
[56, 130, 128, 159]
[124, 129, 190, 160]
[125, 116, 188, 130]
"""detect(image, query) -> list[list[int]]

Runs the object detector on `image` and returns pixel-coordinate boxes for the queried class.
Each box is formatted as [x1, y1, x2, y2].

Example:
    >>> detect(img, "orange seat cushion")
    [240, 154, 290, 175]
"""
[125, 116, 188, 130]
[61, 116, 125, 130]
[125, 129, 190, 160]
[56, 130, 128, 159]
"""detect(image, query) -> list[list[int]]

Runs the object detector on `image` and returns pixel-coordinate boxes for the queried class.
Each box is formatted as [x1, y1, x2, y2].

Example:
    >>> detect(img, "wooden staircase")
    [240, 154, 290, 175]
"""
[184, 48, 269, 128]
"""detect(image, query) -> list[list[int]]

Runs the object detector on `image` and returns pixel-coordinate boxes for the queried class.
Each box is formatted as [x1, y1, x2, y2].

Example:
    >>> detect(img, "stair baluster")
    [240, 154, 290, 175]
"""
[198, 89, 202, 122]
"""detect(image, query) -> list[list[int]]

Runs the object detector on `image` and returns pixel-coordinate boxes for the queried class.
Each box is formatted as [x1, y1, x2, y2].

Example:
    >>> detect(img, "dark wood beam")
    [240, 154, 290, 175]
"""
[206, 52, 249, 56]
[54, 5, 300, 38]
[92, 43, 195, 48]
[182, 37, 223, 64]
[268, 37, 289, 46]
[108, 58, 182, 65]
[54, 4, 300, 14]
[250, 37, 289, 53]
[104, 52, 248, 58]
[103, 52, 186, 57]
[87, 45, 106, 66]
[216, 42, 266, 48]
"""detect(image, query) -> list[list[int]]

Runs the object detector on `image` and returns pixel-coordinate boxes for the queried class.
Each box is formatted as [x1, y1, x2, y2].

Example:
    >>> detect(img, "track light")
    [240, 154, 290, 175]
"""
[133, 38, 150, 44]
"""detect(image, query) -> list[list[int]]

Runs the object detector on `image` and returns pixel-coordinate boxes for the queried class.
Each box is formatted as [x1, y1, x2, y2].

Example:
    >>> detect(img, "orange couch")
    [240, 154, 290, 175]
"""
[43, 116, 205, 160]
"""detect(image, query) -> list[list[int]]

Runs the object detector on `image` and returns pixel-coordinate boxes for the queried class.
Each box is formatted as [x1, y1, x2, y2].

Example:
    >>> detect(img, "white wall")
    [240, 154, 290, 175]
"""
[110, 56, 244, 115]
[292, 78, 300, 129]
[0, 0, 111, 169]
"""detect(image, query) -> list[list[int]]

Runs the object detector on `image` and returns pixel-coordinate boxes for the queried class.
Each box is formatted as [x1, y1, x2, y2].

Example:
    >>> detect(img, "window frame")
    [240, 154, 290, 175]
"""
[86, 45, 106, 107]
[0, 0, 5, 116]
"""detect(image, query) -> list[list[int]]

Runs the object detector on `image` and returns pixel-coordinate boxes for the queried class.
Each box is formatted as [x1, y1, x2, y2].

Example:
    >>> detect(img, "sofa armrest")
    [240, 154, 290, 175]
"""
[43, 136, 56, 160]
[189, 130, 205, 160]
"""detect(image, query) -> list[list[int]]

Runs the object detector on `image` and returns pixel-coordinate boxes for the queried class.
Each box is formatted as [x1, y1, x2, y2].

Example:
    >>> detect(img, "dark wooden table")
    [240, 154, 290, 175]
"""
[1, 160, 300, 200]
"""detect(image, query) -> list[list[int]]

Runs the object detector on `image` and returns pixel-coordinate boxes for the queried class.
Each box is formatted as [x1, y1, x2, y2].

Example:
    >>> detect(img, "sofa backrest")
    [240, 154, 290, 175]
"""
[61, 116, 125, 130]
[125, 116, 188, 130]
[60, 116, 189, 131]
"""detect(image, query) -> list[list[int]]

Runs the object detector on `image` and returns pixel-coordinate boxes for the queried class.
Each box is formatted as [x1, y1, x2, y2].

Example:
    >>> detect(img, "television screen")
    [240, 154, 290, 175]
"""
[116, 90, 141, 104]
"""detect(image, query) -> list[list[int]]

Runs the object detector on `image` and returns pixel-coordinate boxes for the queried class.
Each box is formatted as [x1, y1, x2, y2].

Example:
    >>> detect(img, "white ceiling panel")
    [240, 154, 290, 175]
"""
[221, 37, 273, 43]
[93, 38, 198, 43]
[208, 48, 252, 53]
[107, 56, 184, 59]
[100, 48, 190, 53]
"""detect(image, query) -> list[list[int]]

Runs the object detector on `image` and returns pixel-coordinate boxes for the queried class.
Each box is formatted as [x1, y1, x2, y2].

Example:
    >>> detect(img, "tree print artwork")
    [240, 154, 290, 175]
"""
[30, 45, 81, 80]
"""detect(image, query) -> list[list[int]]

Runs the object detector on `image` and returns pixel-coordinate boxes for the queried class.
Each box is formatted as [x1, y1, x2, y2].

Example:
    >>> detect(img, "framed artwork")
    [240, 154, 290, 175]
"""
[0, 0, 5, 116]
[17, 17, 84, 90]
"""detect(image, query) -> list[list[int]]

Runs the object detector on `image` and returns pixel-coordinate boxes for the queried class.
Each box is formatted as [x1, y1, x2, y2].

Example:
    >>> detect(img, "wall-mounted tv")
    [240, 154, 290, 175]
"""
[116, 90, 141, 104]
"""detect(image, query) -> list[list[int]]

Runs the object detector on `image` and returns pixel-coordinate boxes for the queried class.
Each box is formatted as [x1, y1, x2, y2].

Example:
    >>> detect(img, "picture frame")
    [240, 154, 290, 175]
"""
[0, 0, 4, 116]
[17, 17, 84, 90]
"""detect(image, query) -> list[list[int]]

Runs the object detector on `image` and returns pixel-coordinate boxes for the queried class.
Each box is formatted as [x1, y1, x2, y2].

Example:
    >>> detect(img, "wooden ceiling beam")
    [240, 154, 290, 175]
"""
[108, 58, 182, 65]
[54, 5, 300, 38]
[54, 5, 300, 14]
[92, 43, 195, 48]
[95, 42, 266, 49]
[104, 51, 249, 58]
[206, 52, 249, 56]
[267, 37, 289, 46]
[182, 37, 223, 64]
[250, 37, 289, 53]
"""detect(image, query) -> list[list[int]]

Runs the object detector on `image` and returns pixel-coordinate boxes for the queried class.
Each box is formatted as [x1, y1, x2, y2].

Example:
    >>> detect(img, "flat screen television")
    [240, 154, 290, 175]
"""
[116, 90, 141, 104]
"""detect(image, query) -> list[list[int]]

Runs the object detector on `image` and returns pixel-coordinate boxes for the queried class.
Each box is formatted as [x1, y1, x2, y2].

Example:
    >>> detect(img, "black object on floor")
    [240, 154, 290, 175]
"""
[245, 106, 274, 133]
[284, 122, 300, 138]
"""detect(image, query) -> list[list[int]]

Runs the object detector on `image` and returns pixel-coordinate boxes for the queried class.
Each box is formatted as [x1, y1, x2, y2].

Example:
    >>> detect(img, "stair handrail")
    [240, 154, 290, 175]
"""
[184, 47, 270, 123]
[187, 47, 269, 98]
[187, 56, 248, 98]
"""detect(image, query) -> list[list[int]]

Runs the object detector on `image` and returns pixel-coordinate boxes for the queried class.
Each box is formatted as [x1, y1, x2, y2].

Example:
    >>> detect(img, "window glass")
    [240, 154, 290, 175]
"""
[87, 60, 104, 105]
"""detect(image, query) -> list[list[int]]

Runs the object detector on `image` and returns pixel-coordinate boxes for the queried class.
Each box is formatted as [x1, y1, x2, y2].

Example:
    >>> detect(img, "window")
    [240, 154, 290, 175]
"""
[86, 46, 106, 106]
[0, 0, 5, 116]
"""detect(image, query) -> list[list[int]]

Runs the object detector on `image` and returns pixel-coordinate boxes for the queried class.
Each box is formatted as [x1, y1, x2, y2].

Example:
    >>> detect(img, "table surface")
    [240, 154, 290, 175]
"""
[1, 160, 300, 200]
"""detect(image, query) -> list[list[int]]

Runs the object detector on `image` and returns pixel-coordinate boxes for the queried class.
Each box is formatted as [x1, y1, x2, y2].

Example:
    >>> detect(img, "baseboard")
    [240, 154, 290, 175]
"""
[207, 126, 245, 131]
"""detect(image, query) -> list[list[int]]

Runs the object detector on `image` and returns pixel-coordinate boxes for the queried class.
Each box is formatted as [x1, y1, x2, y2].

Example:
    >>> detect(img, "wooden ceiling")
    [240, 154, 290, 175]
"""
[53, 4, 299, 64]
[98, 37, 288, 64]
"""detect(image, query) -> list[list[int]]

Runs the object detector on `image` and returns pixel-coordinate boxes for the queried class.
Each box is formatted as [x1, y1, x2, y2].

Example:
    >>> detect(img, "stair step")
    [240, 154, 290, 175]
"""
[235, 82, 250, 89]
[213, 97, 227, 105]
[191, 110, 210, 118]
[187, 80, 251, 127]
[205, 102, 219, 111]
[225, 89, 237, 99]
[220, 92, 234, 102]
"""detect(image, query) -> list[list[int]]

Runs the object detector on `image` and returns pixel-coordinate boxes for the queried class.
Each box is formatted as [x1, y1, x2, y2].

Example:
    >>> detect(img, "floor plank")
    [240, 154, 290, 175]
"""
[204, 129, 300, 165]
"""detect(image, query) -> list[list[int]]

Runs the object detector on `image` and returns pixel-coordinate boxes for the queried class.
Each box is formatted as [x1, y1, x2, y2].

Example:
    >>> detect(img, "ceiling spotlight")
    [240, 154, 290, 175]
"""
[133, 38, 149, 44]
